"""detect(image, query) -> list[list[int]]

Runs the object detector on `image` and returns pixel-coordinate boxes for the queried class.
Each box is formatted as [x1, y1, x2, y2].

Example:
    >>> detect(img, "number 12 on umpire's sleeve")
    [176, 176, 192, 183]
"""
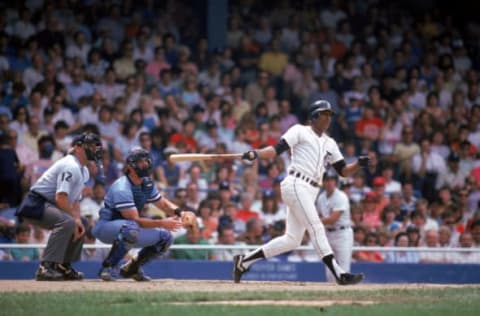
[61, 172, 72, 182]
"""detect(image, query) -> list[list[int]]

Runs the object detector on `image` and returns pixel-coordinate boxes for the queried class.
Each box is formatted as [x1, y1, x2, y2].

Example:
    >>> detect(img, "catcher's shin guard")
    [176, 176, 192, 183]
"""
[120, 231, 172, 281]
[102, 222, 139, 268]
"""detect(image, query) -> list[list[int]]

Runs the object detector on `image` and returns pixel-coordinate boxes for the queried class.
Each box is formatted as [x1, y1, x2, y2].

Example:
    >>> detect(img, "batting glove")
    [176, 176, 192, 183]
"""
[242, 150, 258, 161]
[358, 156, 370, 168]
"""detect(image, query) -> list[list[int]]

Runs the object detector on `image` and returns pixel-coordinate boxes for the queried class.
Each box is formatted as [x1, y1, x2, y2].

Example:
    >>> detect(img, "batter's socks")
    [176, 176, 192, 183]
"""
[241, 248, 265, 269]
[322, 254, 345, 280]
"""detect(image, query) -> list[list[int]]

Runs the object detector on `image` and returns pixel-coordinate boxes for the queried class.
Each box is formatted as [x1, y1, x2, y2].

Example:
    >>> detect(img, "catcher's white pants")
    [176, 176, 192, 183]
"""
[325, 229, 353, 282]
[262, 176, 334, 259]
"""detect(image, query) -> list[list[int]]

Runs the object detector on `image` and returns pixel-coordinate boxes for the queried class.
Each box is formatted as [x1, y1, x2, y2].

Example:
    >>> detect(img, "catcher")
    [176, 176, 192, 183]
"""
[92, 148, 197, 281]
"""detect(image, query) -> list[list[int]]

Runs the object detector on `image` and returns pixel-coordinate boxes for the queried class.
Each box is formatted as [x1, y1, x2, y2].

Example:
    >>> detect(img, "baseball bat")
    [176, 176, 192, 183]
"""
[168, 153, 243, 163]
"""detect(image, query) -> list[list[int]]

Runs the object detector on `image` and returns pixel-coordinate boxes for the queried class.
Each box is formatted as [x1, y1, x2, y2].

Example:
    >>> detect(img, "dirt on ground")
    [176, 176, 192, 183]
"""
[0, 280, 471, 293]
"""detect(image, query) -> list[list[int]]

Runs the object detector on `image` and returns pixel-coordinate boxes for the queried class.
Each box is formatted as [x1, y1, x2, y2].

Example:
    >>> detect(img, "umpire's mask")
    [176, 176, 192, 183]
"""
[73, 132, 104, 162]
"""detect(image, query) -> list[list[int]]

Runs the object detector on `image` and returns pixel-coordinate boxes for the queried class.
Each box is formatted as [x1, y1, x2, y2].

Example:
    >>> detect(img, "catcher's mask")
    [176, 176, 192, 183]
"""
[126, 147, 153, 178]
[73, 132, 103, 162]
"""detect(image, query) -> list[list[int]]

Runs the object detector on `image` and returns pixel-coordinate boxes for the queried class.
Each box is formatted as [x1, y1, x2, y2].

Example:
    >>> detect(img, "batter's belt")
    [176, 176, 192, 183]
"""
[288, 170, 320, 188]
[326, 226, 351, 232]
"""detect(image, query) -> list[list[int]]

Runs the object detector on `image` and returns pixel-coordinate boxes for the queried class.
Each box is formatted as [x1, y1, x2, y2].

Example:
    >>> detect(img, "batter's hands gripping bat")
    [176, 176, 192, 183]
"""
[168, 153, 244, 163]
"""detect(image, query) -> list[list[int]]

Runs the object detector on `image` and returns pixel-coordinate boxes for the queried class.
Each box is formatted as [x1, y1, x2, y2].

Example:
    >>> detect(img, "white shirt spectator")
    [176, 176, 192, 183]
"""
[95, 83, 125, 106]
[67, 81, 95, 104]
[52, 108, 75, 127]
[78, 106, 100, 126]
[80, 196, 104, 221]
[320, 8, 347, 29]
[8, 19, 36, 40]
[385, 180, 402, 196]
[22, 67, 44, 94]
[66, 42, 91, 64]
[412, 152, 447, 175]
[408, 91, 426, 111]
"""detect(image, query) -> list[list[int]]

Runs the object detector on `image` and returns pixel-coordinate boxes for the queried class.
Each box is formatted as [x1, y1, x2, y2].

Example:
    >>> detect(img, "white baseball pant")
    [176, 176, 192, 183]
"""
[262, 176, 334, 259]
[325, 229, 353, 282]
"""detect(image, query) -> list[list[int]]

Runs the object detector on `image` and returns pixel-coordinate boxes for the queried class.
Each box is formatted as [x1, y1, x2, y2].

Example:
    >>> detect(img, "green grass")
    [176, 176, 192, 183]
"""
[1, 287, 479, 316]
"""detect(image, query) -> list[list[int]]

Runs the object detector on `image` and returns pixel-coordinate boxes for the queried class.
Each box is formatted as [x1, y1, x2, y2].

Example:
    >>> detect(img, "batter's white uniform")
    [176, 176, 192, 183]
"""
[316, 187, 353, 282]
[260, 124, 344, 261]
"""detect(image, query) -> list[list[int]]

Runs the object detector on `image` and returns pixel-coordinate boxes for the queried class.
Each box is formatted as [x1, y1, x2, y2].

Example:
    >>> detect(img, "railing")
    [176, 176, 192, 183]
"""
[1, 243, 479, 253]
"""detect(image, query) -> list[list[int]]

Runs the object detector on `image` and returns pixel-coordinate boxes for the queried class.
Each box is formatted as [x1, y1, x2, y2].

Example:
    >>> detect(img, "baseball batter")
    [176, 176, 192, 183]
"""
[92, 148, 196, 281]
[234, 100, 369, 285]
[15, 132, 104, 281]
[316, 174, 353, 283]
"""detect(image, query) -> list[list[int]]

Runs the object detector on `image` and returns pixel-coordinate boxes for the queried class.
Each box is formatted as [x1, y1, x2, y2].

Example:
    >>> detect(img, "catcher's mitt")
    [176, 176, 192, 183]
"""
[180, 211, 198, 231]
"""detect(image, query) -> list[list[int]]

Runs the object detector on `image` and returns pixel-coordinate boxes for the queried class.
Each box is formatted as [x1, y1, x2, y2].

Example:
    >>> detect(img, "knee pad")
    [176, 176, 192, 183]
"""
[119, 221, 140, 246]
[137, 230, 173, 265]
[103, 222, 140, 268]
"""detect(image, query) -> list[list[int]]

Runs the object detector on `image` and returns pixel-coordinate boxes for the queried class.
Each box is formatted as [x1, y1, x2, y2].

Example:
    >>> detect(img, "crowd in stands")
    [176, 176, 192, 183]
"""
[1, 0, 480, 264]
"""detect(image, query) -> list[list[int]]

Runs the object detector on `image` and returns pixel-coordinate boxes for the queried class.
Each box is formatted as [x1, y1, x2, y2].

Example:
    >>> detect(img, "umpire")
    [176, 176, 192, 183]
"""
[16, 132, 104, 281]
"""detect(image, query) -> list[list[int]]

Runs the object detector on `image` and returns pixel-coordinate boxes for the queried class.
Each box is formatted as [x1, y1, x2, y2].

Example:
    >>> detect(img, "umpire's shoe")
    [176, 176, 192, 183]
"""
[56, 263, 84, 281]
[35, 262, 64, 281]
[120, 260, 151, 282]
[233, 255, 248, 283]
[336, 273, 364, 285]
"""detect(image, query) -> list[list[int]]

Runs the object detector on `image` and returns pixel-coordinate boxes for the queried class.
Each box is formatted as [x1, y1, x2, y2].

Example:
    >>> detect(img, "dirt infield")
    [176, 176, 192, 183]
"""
[0, 280, 472, 293]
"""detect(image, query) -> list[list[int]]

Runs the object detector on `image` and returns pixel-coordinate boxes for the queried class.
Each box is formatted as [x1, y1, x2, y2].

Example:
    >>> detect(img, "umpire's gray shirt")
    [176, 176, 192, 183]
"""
[31, 154, 90, 203]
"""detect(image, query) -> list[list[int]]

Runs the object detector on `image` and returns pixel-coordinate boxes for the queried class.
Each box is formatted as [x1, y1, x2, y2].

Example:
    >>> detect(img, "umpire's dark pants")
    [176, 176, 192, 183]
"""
[24, 203, 84, 263]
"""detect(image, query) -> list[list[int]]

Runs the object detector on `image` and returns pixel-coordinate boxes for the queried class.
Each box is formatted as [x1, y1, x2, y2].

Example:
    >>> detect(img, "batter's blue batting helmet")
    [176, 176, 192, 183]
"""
[309, 100, 334, 119]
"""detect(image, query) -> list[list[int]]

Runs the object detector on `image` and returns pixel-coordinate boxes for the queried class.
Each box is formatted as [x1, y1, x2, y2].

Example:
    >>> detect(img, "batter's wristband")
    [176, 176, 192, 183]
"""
[174, 207, 182, 217]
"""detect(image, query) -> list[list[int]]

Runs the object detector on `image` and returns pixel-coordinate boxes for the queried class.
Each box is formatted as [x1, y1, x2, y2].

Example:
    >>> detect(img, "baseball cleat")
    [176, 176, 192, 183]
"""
[233, 255, 248, 283]
[336, 273, 364, 285]
[35, 262, 64, 281]
[99, 266, 116, 281]
[56, 263, 84, 281]
[120, 260, 152, 282]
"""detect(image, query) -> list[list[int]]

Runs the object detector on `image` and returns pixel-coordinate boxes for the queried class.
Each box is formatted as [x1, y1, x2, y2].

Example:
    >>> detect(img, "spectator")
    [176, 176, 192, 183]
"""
[24, 133, 62, 186]
[353, 232, 383, 262]
[260, 189, 286, 226]
[419, 229, 448, 263]
[170, 226, 213, 260]
[235, 192, 259, 224]
[392, 126, 420, 181]
[452, 232, 480, 263]
[8, 224, 39, 261]
[436, 152, 469, 190]
[237, 217, 264, 245]
[384, 232, 420, 263]
[0, 129, 23, 207]
[380, 205, 402, 234]
[79, 181, 105, 221]
[178, 164, 208, 201]
[406, 225, 421, 247]
[66, 68, 95, 106]
[214, 224, 246, 261]
[81, 226, 109, 262]
[259, 39, 288, 77]
[412, 138, 447, 202]
[113, 41, 136, 81]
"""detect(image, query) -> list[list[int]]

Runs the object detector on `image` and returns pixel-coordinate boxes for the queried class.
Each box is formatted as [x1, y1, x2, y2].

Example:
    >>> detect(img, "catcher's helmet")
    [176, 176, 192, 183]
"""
[309, 100, 334, 119]
[126, 147, 153, 177]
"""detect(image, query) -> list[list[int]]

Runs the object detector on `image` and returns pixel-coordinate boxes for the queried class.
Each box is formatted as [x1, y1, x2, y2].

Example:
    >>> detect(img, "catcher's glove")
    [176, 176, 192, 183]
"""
[180, 210, 198, 230]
